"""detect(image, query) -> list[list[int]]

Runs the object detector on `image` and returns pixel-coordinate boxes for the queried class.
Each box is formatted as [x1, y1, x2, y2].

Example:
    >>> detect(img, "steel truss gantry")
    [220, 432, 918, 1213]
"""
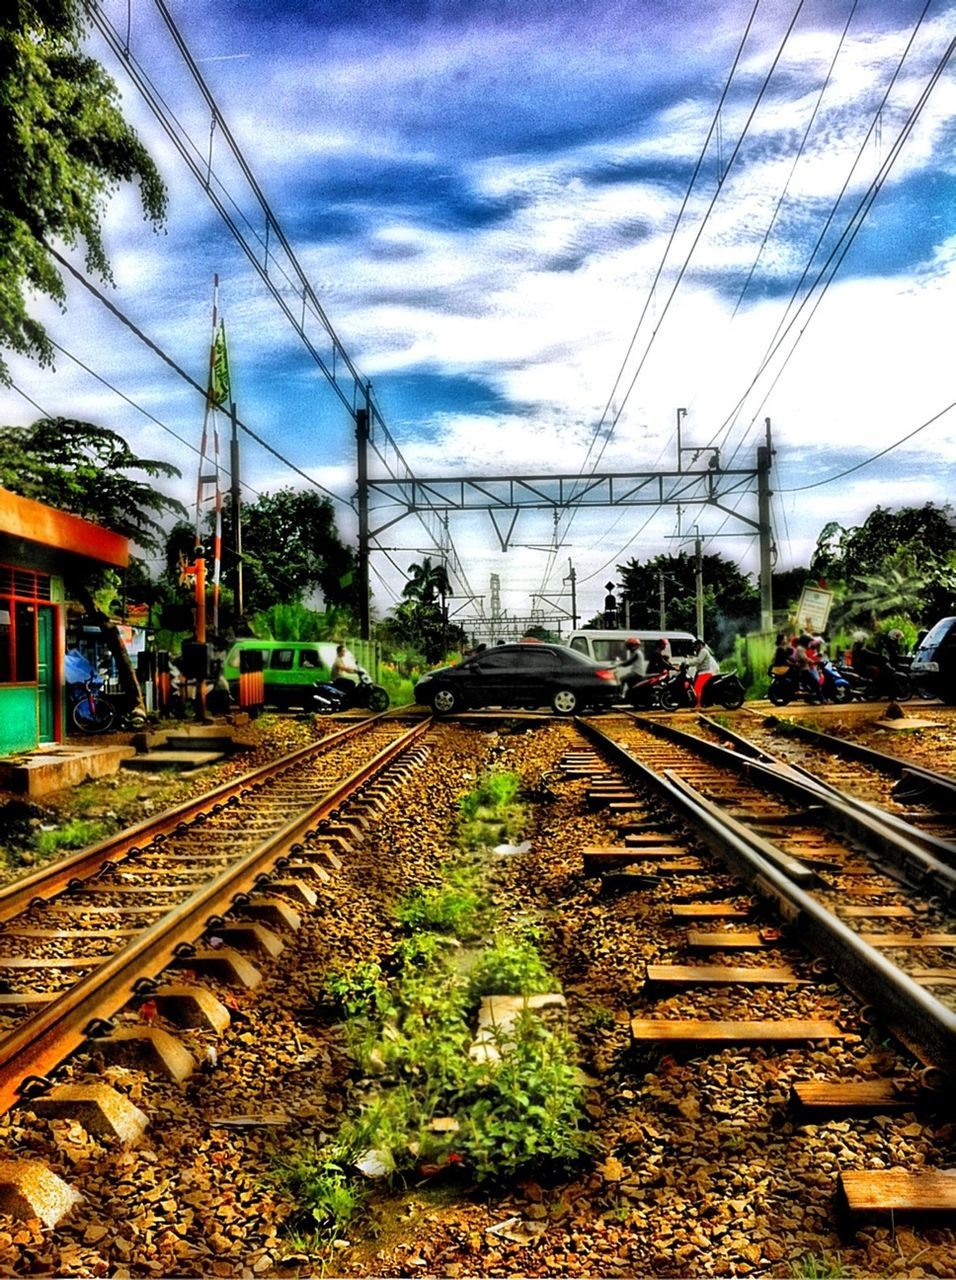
[359, 422, 776, 633]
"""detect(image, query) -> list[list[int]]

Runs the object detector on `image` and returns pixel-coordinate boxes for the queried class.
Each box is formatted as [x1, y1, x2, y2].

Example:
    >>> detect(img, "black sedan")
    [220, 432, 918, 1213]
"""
[414, 642, 619, 714]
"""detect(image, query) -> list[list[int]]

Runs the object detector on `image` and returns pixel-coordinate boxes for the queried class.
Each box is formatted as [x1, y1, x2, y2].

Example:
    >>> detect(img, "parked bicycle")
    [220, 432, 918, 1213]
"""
[68, 671, 118, 734]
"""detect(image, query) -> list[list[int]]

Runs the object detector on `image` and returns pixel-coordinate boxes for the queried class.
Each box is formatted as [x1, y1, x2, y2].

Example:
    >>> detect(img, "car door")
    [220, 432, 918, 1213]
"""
[467, 647, 522, 707]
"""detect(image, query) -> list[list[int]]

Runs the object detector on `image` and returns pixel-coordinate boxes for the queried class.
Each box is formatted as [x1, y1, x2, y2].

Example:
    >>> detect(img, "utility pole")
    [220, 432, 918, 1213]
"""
[564, 559, 578, 629]
[658, 569, 666, 630]
[694, 528, 704, 639]
[757, 418, 775, 634]
[356, 392, 371, 641]
[229, 400, 244, 627]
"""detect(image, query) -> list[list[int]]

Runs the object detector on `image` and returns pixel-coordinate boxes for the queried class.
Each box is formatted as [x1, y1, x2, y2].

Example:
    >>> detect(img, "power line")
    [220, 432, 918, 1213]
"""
[779, 399, 956, 493]
[47, 245, 350, 507]
[7, 383, 51, 417]
[89, 0, 478, 609]
[535, 0, 764, 602]
[710, 0, 938, 455]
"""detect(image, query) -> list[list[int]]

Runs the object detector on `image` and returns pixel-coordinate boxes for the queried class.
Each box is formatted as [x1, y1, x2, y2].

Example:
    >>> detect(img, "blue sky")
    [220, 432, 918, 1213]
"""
[4, 0, 956, 630]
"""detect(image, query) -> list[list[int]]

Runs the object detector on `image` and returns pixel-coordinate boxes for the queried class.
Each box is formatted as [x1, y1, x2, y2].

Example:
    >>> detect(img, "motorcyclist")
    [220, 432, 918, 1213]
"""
[331, 643, 359, 694]
[616, 637, 647, 696]
[851, 632, 895, 696]
[687, 637, 720, 705]
[646, 638, 673, 676]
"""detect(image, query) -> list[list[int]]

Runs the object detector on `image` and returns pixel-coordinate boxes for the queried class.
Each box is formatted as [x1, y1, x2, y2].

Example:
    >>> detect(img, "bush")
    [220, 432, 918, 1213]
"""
[468, 929, 558, 1000]
[272, 1145, 365, 1242]
[395, 885, 484, 937]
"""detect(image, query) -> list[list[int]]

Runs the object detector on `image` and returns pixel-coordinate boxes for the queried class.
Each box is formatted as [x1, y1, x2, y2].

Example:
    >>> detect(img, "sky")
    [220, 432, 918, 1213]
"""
[4, 0, 956, 633]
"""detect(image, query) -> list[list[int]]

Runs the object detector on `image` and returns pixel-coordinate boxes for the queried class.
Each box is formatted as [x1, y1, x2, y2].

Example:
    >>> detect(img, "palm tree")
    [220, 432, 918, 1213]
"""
[402, 558, 451, 606]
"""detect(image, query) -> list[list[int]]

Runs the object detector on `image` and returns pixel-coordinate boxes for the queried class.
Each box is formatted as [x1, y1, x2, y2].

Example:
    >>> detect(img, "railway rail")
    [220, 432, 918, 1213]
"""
[576, 712, 956, 1072]
[0, 714, 429, 1115]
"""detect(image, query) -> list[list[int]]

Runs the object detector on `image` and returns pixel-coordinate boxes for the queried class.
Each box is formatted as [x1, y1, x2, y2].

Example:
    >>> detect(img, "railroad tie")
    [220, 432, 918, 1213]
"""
[838, 1169, 956, 1217]
[686, 929, 772, 950]
[643, 964, 803, 990]
[790, 1079, 930, 1117]
[630, 1018, 845, 1048]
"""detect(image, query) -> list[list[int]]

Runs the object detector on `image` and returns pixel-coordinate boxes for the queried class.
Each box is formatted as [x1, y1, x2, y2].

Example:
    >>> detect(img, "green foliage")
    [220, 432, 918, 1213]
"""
[457, 771, 527, 851]
[375, 663, 416, 707]
[0, 419, 185, 553]
[456, 1014, 593, 1183]
[271, 1145, 365, 1243]
[0, 0, 166, 381]
[251, 601, 356, 643]
[467, 928, 558, 1000]
[36, 817, 107, 855]
[617, 551, 759, 656]
[395, 885, 485, 937]
[788, 1253, 846, 1279]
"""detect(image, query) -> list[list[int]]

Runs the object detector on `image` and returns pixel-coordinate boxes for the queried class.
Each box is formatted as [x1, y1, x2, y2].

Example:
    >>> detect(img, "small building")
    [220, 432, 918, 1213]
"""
[0, 488, 128, 755]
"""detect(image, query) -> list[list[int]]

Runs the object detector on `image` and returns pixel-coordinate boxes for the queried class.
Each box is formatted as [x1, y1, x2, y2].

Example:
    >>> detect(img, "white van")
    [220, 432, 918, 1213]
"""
[567, 629, 698, 664]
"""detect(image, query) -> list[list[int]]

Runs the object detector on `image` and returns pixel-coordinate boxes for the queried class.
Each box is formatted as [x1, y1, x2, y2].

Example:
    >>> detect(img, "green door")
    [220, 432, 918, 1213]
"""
[37, 605, 56, 742]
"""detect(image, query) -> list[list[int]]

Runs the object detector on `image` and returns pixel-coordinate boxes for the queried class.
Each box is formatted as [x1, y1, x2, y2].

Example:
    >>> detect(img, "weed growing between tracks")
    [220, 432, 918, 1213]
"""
[272, 767, 593, 1249]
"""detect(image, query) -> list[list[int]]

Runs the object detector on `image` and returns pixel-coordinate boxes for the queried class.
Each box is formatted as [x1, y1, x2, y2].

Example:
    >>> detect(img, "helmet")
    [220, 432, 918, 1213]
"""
[888, 629, 904, 641]
[625, 637, 641, 649]
[657, 638, 668, 649]
[852, 631, 868, 644]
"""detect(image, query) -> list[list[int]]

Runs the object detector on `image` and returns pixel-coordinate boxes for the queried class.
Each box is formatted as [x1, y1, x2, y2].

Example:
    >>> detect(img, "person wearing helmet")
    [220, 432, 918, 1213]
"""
[881, 628, 906, 667]
[616, 637, 647, 695]
[646, 637, 673, 676]
[687, 636, 720, 704]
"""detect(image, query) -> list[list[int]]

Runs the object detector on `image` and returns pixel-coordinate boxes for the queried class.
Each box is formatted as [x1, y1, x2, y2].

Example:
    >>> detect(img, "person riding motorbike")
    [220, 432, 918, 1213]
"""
[646, 637, 673, 677]
[331, 643, 359, 694]
[616, 637, 646, 694]
[687, 637, 720, 705]
[851, 632, 900, 698]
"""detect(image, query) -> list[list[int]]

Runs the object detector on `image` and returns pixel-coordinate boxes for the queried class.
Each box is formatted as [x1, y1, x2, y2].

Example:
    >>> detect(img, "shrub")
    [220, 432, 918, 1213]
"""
[272, 1145, 365, 1243]
[395, 885, 484, 937]
[467, 929, 558, 1001]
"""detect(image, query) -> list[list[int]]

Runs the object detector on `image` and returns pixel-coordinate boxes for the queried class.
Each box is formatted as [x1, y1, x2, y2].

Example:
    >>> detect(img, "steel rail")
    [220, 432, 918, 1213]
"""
[576, 718, 956, 1076]
[756, 716, 956, 810]
[626, 713, 956, 903]
[0, 716, 388, 925]
[0, 719, 431, 1116]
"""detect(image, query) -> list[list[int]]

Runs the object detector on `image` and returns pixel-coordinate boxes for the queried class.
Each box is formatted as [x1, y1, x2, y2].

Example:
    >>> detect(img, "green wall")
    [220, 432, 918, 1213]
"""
[0, 686, 39, 754]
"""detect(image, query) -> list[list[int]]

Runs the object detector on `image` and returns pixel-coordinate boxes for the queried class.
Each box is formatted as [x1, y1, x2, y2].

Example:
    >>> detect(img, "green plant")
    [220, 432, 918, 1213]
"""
[36, 818, 107, 856]
[457, 1014, 594, 1183]
[395, 885, 484, 937]
[467, 929, 557, 1001]
[788, 1253, 846, 1279]
[272, 1145, 365, 1243]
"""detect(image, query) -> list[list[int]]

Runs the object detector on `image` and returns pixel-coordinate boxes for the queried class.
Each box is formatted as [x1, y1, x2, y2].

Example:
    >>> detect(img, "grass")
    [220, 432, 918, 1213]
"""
[35, 818, 108, 855]
[467, 926, 558, 1000]
[272, 1144, 366, 1245]
[788, 1253, 846, 1279]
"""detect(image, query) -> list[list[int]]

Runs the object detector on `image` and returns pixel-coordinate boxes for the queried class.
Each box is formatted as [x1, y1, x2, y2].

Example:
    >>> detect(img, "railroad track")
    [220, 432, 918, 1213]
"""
[571, 712, 956, 1067]
[0, 714, 430, 1117]
[561, 714, 956, 1222]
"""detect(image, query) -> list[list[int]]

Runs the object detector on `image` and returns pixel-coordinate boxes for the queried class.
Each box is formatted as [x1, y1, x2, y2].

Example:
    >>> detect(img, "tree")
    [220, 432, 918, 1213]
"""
[811, 504, 956, 627]
[0, 0, 166, 381]
[617, 551, 759, 655]
[0, 417, 186, 714]
[402, 557, 451, 607]
[167, 489, 360, 622]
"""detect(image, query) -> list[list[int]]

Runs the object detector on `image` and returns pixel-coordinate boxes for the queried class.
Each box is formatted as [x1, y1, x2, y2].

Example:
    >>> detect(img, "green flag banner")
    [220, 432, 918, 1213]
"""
[209, 320, 230, 407]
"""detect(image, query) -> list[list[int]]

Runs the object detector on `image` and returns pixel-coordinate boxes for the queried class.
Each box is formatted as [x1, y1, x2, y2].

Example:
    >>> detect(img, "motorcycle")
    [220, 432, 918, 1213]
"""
[660, 663, 746, 711]
[312, 666, 391, 714]
[768, 659, 850, 706]
[834, 661, 912, 703]
[623, 670, 670, 709]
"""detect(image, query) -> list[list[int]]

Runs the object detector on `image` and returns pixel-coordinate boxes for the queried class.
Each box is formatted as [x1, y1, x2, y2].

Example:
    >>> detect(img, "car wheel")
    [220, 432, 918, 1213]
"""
[551, 688, 578, 714]
[431, 687, 458, 715]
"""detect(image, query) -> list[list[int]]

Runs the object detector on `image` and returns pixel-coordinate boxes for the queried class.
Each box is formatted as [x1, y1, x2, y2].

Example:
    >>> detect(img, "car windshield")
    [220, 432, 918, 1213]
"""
[919, 618, 955, 649]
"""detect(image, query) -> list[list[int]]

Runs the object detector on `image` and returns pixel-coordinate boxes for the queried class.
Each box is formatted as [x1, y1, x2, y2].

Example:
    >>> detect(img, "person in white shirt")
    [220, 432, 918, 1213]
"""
[687, 637, 720, 704]
[616, 637, 647, 695]
[331, 643, 359, 691]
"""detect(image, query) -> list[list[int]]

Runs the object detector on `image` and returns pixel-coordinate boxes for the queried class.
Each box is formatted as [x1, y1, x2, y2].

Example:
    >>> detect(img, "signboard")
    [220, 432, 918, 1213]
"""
[797, 585, 833, 634]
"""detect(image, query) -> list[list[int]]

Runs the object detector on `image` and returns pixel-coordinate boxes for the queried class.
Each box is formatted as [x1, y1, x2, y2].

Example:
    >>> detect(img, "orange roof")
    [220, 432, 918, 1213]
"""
[0, 488, 129, 569]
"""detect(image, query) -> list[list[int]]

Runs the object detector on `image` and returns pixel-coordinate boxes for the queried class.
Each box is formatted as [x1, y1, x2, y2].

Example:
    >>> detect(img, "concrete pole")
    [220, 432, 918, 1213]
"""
[658, 569, 666, 630]
[694, 532, 704, 639]
[356, 392, 371, 641]
[229, 401, 244, 626]
[757, 418, 775, 634]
